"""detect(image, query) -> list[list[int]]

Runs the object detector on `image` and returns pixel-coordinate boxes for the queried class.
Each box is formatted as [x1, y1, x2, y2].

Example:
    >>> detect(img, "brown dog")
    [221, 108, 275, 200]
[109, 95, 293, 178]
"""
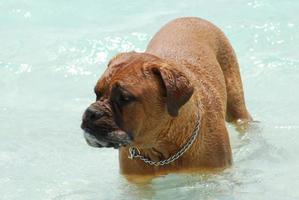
[81, 17, 251, 176]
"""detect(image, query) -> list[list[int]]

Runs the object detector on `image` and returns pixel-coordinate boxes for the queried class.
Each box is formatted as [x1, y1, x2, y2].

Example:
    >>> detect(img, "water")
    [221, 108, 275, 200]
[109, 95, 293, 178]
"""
[1, 0, 299, 199]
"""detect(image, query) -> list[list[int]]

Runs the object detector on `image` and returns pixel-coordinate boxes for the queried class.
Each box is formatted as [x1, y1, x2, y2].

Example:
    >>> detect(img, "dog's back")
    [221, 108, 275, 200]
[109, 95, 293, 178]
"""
[147, 17, 223, 66]
[147, 17, 251, 123]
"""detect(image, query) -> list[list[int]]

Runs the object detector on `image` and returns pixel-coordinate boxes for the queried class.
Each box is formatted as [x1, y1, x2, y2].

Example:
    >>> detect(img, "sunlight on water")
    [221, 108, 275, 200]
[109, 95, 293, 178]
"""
[1, 0, 299, 199]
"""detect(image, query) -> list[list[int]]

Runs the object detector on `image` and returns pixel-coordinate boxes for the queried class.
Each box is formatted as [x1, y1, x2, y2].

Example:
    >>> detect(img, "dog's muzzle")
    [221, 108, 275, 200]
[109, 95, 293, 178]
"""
[81, 106, 132, 149]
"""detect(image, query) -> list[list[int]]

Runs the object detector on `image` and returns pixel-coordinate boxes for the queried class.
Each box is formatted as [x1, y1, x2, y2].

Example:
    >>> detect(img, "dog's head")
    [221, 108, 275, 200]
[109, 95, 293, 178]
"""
[81, 52, 194, 148]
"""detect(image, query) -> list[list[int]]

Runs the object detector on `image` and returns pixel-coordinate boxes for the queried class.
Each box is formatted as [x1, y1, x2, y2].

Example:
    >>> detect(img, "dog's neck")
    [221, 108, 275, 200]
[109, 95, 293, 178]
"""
[136, 97, 202, 163]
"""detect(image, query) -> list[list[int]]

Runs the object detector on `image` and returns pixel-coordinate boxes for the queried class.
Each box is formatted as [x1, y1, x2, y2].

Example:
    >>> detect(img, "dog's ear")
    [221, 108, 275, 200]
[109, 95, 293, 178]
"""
[152, 65, 194, 117]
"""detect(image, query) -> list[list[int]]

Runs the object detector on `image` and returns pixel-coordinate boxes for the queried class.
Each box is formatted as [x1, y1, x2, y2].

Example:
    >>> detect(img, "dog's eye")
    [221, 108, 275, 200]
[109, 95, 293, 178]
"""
[118, 94, 134, 107]
[110, 83, 135, 108]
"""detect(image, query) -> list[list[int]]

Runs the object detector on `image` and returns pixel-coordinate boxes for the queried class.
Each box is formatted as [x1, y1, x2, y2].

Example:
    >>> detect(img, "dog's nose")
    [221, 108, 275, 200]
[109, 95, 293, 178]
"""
[83, 107, 104, 122]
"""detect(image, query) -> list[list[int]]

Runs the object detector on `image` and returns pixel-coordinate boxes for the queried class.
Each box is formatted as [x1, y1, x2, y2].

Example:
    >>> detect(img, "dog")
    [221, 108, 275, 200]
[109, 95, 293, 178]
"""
[81, 17, 252, 176]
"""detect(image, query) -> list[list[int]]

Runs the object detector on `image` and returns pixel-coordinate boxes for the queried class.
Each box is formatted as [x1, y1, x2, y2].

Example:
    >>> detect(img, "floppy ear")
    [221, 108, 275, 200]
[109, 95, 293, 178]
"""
[152, 65, 194, 117]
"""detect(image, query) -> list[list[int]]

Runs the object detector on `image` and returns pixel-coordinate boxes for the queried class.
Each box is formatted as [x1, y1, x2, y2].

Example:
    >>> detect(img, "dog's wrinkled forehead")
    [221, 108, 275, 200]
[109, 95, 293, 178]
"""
[95, 52, 159, 93]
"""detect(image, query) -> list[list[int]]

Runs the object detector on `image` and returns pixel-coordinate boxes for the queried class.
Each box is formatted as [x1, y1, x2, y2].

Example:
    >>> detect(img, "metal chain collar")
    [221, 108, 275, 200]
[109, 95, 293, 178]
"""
[128, 107, 201, 166]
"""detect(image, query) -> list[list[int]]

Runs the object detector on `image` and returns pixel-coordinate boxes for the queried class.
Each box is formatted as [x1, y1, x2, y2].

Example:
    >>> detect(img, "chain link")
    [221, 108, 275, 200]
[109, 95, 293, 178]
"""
[128, 107, 201, 166]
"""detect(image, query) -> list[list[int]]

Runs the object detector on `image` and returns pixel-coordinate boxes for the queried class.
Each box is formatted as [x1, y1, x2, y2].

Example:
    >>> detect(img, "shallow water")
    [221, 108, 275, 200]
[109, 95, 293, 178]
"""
[1, 0, 299, 199]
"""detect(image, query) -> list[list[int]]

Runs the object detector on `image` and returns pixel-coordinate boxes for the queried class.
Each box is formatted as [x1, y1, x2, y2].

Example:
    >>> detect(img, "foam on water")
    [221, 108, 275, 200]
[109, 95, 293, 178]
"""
[1, 0, 299, 199]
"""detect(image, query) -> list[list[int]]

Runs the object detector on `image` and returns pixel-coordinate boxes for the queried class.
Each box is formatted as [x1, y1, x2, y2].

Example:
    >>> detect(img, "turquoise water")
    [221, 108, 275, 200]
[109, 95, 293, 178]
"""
[1, 0, 299, 199]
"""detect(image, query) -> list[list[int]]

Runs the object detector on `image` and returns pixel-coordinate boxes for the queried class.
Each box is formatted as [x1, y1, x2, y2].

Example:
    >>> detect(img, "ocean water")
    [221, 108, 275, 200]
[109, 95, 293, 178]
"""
[1, 0, 299, 199]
